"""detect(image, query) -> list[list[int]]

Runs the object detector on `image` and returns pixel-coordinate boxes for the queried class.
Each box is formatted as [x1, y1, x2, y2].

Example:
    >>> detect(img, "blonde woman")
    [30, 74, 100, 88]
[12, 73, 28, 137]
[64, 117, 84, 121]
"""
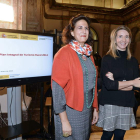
[96, 25, 140, 140]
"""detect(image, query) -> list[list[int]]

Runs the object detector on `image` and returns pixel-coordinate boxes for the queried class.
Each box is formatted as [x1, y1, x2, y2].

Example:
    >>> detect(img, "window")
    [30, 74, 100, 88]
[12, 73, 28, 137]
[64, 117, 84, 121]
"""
[90, 28, 99, 54]
[0, 3, 14, 22]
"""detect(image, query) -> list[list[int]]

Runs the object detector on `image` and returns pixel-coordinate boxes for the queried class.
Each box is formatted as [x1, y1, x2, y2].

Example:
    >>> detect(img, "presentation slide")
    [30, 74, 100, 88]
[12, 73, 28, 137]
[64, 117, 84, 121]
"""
[0, 32, 53, 80]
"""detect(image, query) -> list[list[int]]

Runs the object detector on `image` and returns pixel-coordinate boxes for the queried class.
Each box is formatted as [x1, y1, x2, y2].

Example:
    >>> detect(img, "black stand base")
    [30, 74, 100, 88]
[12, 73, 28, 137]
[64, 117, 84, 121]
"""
[22, 131, 54, 140]
[0, 120, 54, 140]
[0, 120, 40, 139]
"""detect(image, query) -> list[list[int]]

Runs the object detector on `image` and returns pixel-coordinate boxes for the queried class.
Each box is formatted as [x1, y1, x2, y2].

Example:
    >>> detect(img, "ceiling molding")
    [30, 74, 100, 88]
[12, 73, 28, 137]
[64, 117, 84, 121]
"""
[122, 0, 140, 15]
[49, 0, 122, 16]
[124, 14, 140, 24]
[43, 0, 140, 25]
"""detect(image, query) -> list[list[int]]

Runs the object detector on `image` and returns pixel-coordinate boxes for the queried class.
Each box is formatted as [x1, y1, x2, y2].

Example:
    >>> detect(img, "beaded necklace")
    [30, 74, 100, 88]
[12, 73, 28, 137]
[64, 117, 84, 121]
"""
[77, 53, 96, 108]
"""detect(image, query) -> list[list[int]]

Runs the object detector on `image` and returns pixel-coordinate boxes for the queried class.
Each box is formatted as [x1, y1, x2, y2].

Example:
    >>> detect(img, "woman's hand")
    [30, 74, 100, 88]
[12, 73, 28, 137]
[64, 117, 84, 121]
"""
[62, 120, 72, 137]
[106, 72, 114, 81]
[59, 111, 72, 137]
[133, 77, 140, 88]
[92, 108, 98, 125]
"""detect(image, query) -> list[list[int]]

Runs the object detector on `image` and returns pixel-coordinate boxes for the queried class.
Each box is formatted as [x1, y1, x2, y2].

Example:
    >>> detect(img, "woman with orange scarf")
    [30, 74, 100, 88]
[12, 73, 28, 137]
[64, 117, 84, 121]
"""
[51, 14, 98, 140]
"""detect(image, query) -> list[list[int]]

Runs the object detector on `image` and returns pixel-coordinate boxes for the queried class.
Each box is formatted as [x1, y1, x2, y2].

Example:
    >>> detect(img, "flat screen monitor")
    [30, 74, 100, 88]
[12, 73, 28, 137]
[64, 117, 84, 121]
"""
[0, 28, 54, 87]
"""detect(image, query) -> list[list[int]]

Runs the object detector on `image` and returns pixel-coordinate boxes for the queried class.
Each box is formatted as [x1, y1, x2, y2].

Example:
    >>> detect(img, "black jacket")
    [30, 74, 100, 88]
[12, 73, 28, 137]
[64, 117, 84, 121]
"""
[99, 50, 139, 107]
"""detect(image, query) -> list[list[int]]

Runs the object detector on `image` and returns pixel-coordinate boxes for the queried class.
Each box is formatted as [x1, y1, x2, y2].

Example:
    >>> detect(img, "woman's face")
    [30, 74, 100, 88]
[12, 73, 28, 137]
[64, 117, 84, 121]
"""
[116, 29, 130, 51]
[71, 19, 89, 47]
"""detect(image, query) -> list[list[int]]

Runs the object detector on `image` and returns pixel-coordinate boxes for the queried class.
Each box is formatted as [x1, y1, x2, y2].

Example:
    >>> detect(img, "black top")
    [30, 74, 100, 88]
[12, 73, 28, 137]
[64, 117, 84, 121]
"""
[99, 50, 139, 107]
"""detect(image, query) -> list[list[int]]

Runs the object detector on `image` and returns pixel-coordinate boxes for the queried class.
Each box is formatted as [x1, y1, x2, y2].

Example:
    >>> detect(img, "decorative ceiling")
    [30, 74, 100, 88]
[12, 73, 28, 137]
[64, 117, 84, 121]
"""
[44, 0, 140, 25]
[55, 0, 138, 9]
[49, 0, 140, 16]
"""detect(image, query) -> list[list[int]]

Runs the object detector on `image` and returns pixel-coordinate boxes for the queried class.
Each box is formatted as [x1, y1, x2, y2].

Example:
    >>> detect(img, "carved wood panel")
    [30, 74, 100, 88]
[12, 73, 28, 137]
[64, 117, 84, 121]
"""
[102, 24, 110, 56]
[26, 0, 43, 32]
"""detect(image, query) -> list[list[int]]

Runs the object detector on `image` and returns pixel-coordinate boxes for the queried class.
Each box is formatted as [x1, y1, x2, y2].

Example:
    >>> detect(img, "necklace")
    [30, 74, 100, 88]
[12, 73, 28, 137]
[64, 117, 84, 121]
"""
[78, 53, 96, 108]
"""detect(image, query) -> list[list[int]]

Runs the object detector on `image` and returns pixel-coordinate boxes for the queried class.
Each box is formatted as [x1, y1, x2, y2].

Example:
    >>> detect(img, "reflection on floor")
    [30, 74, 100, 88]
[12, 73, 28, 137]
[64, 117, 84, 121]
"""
[90, 106, 140, 140]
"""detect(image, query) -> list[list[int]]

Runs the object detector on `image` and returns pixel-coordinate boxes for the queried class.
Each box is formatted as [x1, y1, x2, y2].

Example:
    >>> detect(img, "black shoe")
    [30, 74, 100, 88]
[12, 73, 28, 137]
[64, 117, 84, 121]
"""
[132, 126, 137, 129]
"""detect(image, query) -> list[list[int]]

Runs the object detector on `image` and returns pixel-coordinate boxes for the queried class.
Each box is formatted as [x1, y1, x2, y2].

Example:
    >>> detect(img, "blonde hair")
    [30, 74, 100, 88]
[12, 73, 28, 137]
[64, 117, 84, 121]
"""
[107, 25, 132, 59]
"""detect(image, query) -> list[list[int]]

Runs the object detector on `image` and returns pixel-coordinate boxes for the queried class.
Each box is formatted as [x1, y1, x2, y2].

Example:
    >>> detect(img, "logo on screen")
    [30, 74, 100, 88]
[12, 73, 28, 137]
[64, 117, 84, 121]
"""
[2, 34, 7, 38]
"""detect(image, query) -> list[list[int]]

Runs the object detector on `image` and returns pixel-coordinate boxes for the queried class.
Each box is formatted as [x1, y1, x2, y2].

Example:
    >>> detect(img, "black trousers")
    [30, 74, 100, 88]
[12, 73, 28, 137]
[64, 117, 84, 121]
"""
[101, 129, 126, 140]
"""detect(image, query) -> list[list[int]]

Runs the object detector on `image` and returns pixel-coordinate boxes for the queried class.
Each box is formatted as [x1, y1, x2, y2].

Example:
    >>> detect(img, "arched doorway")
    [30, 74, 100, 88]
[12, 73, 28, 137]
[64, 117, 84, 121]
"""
[90, 28, 99, 54]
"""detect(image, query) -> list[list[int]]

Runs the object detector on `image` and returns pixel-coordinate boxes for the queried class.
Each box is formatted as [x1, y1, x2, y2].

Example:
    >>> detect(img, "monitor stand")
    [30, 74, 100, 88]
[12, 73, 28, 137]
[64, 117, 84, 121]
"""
[0, 85, 52, 140]
[7, 86, 22, 140]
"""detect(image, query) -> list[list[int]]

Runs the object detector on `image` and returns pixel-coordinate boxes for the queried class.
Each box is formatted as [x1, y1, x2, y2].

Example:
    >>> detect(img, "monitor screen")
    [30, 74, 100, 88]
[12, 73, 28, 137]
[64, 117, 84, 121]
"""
[0, 28, 54, 87]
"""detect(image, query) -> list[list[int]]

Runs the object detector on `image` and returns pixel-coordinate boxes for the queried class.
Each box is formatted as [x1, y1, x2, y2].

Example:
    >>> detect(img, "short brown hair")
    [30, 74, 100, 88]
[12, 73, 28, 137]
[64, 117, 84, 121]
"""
[62, 14, 94, 46]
